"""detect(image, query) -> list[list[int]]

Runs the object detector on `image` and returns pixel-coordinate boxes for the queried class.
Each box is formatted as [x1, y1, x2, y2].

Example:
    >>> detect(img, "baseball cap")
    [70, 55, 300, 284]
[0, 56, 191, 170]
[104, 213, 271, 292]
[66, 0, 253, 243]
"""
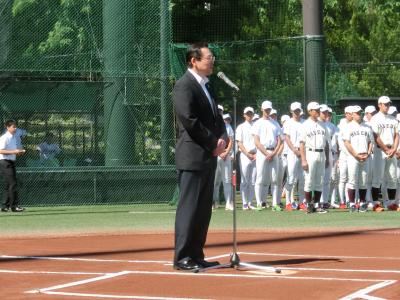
[270, 108, 277, 115]
[378, 96, 391, 104]
[307, 101, 320, 111]
[388, 106, 398, 115]
[351, 105, 362, 113]
[243, 106, 254, 114]
[364, 105, 376, 114]
[281, 114, 290, 124]
[319, 104, 329, 112]
[397, 113, 400, 122]
[290, 102, 302, 111]
[261, 100, 272, 110]
[217, 104, 224, 111]
[328, 107, 333, 113]
[253, 113, 260, 120]
[344, 106, 353, 113]
[223, 113, 231, 120]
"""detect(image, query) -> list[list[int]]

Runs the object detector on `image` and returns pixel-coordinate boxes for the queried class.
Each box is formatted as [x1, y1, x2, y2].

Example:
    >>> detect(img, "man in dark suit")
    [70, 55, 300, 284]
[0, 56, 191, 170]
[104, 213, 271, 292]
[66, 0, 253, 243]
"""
[173, 42, 227, 271]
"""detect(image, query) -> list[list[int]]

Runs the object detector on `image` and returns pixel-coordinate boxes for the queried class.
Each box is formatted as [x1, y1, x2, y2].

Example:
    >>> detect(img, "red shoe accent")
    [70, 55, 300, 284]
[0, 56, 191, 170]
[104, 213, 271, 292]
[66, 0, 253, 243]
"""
[339, 203, 347, 209]
[285, 204, 293, 211]
[387, 203, 399, 211]
[373, 203, 384, 212]
[299, 203, 307, 211]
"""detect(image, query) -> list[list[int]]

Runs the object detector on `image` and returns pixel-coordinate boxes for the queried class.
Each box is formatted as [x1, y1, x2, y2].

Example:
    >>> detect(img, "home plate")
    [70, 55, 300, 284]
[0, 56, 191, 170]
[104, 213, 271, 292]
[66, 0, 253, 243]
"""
[247, 269, 297, 275]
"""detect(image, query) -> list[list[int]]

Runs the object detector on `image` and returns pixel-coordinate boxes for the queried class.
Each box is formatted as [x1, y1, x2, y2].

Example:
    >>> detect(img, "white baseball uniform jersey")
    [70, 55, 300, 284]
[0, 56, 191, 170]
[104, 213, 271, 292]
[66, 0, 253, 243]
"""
[300, 118, 329, 192]
[320, 120, 335, 204]
[370, 111, 399, 191]
[283, 118, 305, 203]
[342, 121, 373, 190]
[252, 117, 281, 207]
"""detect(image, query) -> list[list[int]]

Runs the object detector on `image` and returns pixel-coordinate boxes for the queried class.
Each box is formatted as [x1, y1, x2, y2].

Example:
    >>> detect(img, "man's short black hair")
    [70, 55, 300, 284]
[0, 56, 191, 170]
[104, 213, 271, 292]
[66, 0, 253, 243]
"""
[5, 119, 16, 128]
[186, 42, 209, 67]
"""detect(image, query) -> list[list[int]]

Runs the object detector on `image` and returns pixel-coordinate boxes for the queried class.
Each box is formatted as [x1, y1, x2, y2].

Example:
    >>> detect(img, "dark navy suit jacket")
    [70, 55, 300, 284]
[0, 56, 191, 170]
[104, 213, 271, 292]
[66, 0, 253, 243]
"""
[173, 70, 227, 170]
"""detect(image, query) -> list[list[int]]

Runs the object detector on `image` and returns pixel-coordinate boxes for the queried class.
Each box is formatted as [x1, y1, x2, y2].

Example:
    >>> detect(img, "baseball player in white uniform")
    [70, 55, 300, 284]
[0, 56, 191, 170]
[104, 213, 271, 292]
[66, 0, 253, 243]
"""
[337, 106, 353, 208]
[363, 105, 377, 206]
[284, 102, 305, 210]
[236, 107, 257, 210]
[270, 109, 285, 211]
[327, 107, 340, 208]
[381, 106, 399, 203]
[342, 105, 373, 212]
[318, 104, 336, 208]
[300, 102, 330, 213]
[280, 114, 291, 208]
[370, 96, 399, 212]
[252, 100, 282, 210]
[213, 113, 234, 210]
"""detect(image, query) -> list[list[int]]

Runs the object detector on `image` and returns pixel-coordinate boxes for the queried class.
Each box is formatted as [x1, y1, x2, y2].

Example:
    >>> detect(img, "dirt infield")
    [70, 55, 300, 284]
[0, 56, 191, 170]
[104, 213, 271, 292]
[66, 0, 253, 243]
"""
[1, 229, 400, 299]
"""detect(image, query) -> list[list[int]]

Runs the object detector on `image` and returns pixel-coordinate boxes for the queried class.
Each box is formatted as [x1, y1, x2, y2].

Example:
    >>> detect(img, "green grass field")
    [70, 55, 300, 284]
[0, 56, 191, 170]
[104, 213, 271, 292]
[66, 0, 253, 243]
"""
[0, 204, 399, 236]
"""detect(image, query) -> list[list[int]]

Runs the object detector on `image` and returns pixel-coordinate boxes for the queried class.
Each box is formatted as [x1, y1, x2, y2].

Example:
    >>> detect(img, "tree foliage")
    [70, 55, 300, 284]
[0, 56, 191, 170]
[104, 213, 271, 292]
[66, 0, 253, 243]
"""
[324, 0, 400, 96]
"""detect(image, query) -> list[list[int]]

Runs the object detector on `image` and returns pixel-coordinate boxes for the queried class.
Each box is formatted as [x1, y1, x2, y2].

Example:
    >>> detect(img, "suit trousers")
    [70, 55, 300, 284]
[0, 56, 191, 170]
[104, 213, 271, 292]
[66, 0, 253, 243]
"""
[174, 168, 215, 264]
[0, 160, 19, 209]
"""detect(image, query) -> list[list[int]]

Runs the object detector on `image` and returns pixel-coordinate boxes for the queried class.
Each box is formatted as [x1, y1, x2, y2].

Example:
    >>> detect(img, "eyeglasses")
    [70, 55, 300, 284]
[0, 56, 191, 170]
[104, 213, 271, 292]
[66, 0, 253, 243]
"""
[200, 55, 215, 62]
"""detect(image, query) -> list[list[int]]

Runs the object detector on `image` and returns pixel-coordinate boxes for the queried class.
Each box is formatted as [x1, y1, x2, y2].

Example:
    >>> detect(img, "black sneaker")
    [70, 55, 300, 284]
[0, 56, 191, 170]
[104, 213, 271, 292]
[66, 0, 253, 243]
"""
[359, 203, 368, 213]
[316, 207, 328, 214]
[306, 204, 315, 214]
[349, 205, 357, 213]
[1, 207, 9, 212]
[11, 206, 25, 212]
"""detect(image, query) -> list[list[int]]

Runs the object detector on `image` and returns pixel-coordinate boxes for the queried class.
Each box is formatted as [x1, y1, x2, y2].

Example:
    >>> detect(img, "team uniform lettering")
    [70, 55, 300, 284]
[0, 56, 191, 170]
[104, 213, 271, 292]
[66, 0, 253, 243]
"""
[306, 129, 325, 138]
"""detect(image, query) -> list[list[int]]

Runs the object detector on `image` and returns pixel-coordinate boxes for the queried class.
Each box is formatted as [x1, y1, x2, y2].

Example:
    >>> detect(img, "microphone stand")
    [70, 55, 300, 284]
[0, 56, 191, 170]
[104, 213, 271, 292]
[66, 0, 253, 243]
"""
[199, 89, 280, 274]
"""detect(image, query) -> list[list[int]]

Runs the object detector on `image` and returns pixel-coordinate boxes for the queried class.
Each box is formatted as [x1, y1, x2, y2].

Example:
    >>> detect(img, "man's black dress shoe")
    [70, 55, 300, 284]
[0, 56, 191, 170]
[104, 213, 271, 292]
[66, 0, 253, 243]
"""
[11, 206, 25, 212]
[195, 259, 220, 268]
[173, 258, 202, 271]
[1, 207, 9, 212]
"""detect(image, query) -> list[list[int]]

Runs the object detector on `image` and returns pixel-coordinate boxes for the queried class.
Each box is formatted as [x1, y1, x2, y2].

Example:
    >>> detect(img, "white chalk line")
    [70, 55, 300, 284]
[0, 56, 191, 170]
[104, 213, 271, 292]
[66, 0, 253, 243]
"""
[0, 269, 106, 275]
[4, 251, 398, 299]
[17, 269, 396, 300]
[0, 255, 170, 264]
[238, 251, 400, 261]
[36, 291, 215, 300]
[4, 253, 400, 275]
[339, 280, 397, 300]
[13, 268, 388, 283]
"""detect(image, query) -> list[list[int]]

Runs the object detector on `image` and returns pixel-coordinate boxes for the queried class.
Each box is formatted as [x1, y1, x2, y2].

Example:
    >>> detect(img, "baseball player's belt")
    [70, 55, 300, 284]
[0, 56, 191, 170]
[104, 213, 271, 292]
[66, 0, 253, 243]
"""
[377, 144, 392, 149]
[265, 147, 275, 151]
[307, 148, 324, 152]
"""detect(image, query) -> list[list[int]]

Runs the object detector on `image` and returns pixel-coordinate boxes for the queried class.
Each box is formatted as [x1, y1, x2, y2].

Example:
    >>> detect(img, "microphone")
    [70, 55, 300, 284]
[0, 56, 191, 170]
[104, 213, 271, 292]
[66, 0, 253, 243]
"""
[217, 72, 240, 92]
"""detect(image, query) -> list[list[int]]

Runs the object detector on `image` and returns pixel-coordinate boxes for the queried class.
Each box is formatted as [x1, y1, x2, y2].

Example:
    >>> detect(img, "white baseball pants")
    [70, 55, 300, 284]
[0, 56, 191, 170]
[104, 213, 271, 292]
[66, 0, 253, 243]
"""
[239, 152, 256, 206]
[304, 150, 325, 192]
[213, 156, 232, 205]
[255, 152, 278, 206]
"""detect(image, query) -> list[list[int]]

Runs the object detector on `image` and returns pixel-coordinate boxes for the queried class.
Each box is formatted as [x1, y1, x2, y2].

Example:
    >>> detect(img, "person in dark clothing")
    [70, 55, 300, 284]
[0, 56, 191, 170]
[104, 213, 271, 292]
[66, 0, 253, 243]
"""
[173, 42, 227, 271]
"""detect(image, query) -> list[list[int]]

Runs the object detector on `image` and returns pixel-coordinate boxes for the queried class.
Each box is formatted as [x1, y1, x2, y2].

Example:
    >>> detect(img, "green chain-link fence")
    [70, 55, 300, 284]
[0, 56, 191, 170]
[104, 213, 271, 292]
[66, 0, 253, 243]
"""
[1, 0, 399, 207]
